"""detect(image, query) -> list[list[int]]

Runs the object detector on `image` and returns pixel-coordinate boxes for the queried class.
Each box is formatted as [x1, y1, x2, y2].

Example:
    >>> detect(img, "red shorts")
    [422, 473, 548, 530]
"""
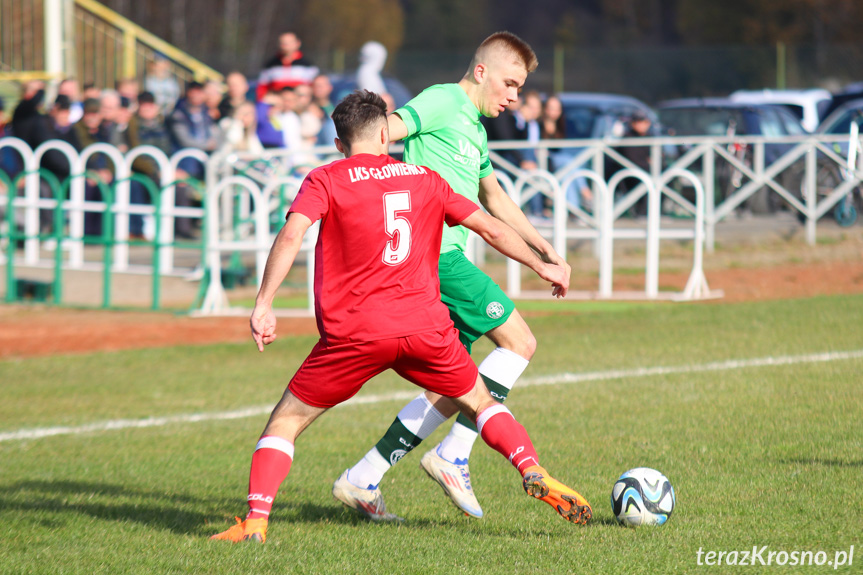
[287, 327, 478, 408]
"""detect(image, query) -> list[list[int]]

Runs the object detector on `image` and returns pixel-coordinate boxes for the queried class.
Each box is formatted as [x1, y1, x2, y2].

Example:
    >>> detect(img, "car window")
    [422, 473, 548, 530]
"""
[755, 108, 786, 137]
[825, 108, 863, 135]
[561, 106, 602, 139]
[773, 107, 806, 134]
[659, 108, 742, 137]
[779, 104, 805, 122]
[816, 100, 832, 123]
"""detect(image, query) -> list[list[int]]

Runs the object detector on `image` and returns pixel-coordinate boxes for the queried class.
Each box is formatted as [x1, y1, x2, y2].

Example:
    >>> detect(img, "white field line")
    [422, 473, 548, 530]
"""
[2, 349, 861, 443]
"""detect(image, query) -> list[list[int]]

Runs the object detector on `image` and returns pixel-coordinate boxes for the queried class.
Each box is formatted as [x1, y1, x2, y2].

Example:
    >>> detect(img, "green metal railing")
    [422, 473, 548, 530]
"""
[1, 168, 206, 310]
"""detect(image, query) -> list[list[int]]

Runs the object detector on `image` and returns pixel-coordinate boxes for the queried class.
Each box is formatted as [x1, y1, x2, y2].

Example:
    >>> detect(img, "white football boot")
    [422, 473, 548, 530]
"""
[332, 470, 403, 522]
[420, 448, 483, 518]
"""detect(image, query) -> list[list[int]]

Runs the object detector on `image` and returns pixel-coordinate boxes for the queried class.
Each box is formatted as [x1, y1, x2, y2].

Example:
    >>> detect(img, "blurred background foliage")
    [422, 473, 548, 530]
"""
[83, 0, 863, 101]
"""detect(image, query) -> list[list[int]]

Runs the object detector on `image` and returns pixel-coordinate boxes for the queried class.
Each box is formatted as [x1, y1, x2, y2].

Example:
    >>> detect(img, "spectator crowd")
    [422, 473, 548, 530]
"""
[0, 30, 644, 239]
[0, 31, 342, 240]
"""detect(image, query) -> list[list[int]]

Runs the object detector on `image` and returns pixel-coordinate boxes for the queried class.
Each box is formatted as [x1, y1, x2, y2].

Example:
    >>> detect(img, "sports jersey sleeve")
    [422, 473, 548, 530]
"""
[288, 168, 330, 222]
[395, 86, 452, 137]
[437, 174, 480, 226]
[478, 125, 493, 179]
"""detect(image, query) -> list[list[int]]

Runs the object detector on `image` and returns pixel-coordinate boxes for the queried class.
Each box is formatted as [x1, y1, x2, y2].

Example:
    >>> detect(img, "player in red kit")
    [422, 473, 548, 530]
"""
[210, 91, 591, 544]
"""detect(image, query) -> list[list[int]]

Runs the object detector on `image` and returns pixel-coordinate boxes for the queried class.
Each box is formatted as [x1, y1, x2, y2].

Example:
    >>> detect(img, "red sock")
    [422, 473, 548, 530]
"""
[476, 405, 539, 475]
[246, 435, 294, 520]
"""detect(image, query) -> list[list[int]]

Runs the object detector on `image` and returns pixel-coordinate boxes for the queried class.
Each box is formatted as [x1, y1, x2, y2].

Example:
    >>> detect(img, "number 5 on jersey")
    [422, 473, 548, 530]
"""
[382, 191, 412, 266]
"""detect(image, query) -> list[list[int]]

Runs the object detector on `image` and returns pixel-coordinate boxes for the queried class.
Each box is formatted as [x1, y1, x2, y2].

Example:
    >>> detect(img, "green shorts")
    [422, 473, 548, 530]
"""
[438, 250, 515, 353]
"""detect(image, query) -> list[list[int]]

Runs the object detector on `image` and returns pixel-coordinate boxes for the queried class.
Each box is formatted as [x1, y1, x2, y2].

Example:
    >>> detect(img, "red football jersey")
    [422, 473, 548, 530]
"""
[288, 153, 479, 344]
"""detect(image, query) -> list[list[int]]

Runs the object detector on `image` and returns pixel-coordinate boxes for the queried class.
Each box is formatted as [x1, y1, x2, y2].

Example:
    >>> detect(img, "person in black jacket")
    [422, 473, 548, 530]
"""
[16, 94, 81, 233]
[255, 32, 319, 101]
[10, 81, 47, 151]
[128, 92, 172, 238]
[615, 110, 653, 217]
[74, 98, 114, 236]
[168, 82, 221, 239]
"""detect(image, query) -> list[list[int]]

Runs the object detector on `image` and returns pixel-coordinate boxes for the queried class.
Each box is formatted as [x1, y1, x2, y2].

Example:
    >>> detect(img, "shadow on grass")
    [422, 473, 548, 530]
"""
[278, 502, 475, 530]
[1, 480, 457, 534]
[0, 480, 234, 535]
[586, 516, 623, 527]
[2, 479, 608, 538]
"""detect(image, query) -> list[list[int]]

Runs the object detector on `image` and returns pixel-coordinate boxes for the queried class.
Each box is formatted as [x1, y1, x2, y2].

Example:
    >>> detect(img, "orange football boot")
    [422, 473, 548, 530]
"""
[522, 465, 592, 525]
[210, 516, 268, 543]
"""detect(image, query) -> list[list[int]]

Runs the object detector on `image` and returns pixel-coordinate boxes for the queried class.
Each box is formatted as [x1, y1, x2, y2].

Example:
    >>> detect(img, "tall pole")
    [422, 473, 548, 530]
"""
[554, 44, 564, 94]
[776, 42, 786, 90]
[44, 0, 65, 84]
[63, 0, 76, 78]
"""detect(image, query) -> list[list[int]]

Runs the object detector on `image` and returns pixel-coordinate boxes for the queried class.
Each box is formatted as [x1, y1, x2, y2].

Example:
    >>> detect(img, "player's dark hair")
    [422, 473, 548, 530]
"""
[331, 90, 387, 146]
[476, 31, 538, 73]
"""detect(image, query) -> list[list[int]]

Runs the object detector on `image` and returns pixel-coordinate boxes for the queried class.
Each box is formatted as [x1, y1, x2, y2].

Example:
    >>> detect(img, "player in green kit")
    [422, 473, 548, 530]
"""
[333, 31, 584, 521]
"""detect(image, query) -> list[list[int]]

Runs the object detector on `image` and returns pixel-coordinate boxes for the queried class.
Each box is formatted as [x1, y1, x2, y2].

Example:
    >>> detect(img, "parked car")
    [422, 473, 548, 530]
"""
[729, 88, 832, 132]
[816, 97, 863, 138]
[822, 82, 863, 119]
[805, 98, 863, 226]
[556, 92, 660, 139]
[658, 98, 806, 213]
[550, 93, 666, 216]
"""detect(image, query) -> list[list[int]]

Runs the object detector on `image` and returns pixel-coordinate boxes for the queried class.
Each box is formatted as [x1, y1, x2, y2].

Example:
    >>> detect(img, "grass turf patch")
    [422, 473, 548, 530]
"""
[1, 294, 861, 573]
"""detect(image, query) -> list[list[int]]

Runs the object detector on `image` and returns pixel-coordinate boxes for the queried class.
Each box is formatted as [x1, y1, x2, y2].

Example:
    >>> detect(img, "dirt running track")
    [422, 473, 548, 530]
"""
[2, 258, 863, 360]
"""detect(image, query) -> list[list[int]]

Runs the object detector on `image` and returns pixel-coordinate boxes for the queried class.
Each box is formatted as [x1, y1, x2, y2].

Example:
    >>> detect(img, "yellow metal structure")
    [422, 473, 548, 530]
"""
[0, 0, 221, 90]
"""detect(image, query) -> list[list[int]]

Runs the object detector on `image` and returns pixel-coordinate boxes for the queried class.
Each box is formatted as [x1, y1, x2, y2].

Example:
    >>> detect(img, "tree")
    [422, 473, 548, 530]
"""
[301, 0, 404, 62]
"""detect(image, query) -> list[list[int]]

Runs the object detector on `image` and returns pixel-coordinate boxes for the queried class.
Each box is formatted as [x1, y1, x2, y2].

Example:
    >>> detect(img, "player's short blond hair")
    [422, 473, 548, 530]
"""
[472, 31, 538, 74]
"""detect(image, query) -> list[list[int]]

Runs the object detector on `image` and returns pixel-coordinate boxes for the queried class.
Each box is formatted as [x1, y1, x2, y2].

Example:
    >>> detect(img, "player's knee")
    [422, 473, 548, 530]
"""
[521, 332, 537, 360]
[502, 329, 536, 360]
[489, 311, 537, 359]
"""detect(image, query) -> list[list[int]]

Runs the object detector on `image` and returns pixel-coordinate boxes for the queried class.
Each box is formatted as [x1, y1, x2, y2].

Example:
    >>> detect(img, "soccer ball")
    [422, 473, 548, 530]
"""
[611, 467, 675, 527]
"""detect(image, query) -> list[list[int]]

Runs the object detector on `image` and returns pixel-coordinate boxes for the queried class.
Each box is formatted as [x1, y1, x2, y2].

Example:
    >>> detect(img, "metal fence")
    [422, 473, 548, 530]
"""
[0, 137, 209, 309]
[1, 132, 861, 313]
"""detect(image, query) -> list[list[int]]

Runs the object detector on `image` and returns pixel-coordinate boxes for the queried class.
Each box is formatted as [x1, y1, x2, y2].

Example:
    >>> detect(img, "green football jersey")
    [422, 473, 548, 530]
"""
[395, 83, 494, 253]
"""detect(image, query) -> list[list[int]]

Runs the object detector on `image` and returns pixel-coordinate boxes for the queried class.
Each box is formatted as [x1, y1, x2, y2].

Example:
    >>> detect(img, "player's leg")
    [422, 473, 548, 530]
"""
[336, 253, 529, 517]
[419, 254, 533, 517]
[437, 309, 534, 466]
[383, 312, 533, 518]
[210, 390, 325, 543]
[394, 328, 591, 525]
[332, 388, 446, 522]
[448, 378, 592, 525]
[343, 391, 453, 489]
[213, 339, 397, 542]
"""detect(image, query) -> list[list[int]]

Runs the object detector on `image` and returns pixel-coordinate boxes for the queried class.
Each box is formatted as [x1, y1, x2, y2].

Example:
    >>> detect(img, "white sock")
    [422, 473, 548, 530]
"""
[403, 393, 449, 439]
[437, 347, 530, 465]
[347, 447, 390, 489]
[437, 421, 479, 465]
[348, 393, 447, 488]
[477, 347, 530, 392]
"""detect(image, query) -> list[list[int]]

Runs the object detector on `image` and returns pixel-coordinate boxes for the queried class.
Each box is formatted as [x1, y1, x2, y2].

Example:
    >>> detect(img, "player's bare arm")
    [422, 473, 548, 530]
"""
[251, 212, 313, 352]
[476, 172, 572, 281]
[460, 210, 568, 297]
[387, 113, 409, 142]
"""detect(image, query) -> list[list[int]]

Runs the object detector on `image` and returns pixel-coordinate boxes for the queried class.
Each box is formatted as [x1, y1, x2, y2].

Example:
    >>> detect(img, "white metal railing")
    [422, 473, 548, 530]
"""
[0, 136, 207, 276]
[3, 132, 861, 312]
[488, 132, 863, 250]
[193, 144, 722, 316]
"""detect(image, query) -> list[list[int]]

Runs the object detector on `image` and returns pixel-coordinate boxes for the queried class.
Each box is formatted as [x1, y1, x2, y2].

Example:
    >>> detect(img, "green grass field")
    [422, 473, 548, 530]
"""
[1, 294, 861, 574]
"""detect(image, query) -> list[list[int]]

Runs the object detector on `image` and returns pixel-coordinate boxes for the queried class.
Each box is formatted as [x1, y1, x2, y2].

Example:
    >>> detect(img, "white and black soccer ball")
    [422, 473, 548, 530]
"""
[611, 467, 675, 527]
